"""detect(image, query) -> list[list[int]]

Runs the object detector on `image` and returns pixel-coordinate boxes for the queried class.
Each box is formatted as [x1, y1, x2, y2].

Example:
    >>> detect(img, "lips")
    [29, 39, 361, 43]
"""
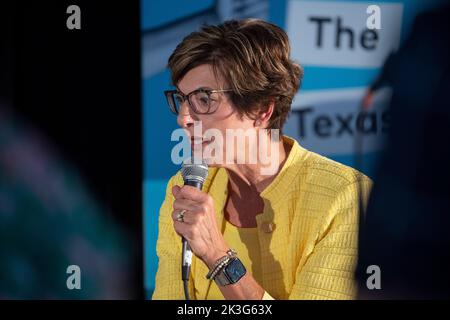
[190, 136, 213, 147]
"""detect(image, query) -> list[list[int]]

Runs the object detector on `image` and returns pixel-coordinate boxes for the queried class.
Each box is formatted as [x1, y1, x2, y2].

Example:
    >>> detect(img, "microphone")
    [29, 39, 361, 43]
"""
[180, 157, 208, 299]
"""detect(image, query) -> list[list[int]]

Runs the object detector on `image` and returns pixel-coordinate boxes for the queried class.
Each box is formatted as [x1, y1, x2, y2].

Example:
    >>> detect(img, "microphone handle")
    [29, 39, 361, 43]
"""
[181, 179, 203, 281]
[181, 239, 192, 281]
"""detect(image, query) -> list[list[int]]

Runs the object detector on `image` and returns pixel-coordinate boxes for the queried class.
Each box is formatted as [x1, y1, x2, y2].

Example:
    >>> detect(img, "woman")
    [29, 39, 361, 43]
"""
[153, 19, 372, 300]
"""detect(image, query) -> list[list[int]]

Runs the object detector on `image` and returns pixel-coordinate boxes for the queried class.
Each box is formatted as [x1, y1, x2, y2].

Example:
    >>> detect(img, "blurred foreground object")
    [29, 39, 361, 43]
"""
[356, 6, 450, 299]
[0, 102, 132, 299]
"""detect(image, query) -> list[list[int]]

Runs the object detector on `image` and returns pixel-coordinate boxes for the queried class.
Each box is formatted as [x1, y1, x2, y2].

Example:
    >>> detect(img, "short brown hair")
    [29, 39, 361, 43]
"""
[167, 19, 303, 132]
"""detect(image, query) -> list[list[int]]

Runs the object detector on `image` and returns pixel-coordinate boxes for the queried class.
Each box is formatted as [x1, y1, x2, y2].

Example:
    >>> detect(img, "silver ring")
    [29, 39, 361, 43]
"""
[176, 209, 186, 222]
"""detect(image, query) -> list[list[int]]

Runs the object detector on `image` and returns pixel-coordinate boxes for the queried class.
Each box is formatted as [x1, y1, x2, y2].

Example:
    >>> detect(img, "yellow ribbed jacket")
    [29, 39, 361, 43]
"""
[152, 136, 372, 300]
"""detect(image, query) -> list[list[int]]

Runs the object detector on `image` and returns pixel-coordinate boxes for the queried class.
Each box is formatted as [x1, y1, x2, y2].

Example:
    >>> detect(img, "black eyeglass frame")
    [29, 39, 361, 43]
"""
[164, 88, 233, 115]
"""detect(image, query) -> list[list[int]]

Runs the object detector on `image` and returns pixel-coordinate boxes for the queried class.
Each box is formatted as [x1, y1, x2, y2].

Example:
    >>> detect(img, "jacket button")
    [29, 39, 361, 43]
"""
[261, 222, 275, 233]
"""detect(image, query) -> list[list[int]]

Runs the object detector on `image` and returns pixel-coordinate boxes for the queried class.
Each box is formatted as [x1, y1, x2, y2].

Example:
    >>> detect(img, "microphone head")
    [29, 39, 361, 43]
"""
[181, 157, 208, 185]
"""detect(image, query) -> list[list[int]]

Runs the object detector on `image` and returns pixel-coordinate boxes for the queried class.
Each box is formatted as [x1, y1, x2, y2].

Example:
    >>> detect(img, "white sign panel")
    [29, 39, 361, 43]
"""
[284, 87, 392, 155]
[286, 1, 403, 68]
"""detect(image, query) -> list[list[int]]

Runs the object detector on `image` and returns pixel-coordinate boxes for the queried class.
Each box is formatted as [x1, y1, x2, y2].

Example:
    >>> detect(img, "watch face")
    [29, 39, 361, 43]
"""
[226, 258, 246, 283]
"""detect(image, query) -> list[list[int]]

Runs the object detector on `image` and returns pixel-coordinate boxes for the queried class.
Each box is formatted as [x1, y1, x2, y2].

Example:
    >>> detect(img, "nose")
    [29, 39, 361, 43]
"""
[177, 100, 195, 129]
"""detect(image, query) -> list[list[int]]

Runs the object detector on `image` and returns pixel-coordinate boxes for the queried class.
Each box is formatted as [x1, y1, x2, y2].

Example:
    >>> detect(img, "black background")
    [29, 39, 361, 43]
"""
[1, 1, 143, 298]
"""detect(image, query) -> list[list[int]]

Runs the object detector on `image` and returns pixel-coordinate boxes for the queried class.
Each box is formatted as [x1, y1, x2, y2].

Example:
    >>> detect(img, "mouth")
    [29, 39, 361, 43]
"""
[190, 136, 214, 148]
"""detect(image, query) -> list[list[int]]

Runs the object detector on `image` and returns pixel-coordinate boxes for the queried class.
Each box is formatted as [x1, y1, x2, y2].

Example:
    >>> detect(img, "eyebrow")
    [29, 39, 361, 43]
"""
[176, 86, 214, 95]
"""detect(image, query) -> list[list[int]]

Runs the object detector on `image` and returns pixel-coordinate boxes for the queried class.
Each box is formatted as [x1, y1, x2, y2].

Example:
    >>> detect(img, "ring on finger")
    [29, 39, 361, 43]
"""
[176, 209, 187, 222]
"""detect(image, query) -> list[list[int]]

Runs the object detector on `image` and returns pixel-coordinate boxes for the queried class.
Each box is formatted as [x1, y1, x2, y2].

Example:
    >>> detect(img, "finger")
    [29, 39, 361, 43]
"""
[173, 220, 196, 241]
[171, 206, 202, 224]
[172, 185, 182, 198]
[173, 220, 187, 238]
[172, 209, 191, 223]
[172, 198, 198, 212]
[172, 209, 202, 225]
[179, 185, 209, 202]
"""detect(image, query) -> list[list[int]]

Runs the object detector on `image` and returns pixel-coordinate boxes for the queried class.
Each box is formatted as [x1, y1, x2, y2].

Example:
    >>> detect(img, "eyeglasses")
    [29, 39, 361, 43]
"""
[164, 88, 232, 115]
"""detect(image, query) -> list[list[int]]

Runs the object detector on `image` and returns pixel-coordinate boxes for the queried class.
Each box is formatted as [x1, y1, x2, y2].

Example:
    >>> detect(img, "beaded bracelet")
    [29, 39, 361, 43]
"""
[206, 250, 236, 280]
[208, 256, 231, 280]
[206, 249, 237, 280]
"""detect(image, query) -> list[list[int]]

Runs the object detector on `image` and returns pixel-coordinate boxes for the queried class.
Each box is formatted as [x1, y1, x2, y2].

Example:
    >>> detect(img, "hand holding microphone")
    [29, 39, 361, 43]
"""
[171, 159, 230, 299]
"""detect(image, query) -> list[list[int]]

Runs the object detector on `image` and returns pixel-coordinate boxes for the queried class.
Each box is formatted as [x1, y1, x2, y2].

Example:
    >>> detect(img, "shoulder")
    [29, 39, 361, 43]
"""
[300, 148, 372, 190]
[283, 137, 373, 210]
[283, 136, 372, 187]
[289, 143, 373, 236]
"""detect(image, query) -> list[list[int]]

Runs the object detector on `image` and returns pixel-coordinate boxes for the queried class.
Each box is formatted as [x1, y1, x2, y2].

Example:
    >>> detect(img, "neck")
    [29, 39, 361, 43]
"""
[225, 136, 289, 194]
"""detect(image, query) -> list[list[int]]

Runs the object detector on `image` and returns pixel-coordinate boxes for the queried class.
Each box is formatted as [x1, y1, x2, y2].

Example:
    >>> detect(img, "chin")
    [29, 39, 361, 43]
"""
[203, 160, 220, 168]
[203, 157, 232, 169]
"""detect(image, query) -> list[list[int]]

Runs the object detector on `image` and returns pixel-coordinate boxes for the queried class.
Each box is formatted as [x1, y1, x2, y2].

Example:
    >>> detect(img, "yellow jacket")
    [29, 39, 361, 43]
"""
[152, 136, 372, 300]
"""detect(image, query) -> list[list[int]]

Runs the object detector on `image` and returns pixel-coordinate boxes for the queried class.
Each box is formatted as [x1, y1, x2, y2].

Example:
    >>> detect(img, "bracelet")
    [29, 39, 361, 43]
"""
[206, 253, 230, 279]
[206, 249, 237, 280]
[206, 249, 236, 280]
[206, 255, 229, 279]
[208, 256, 231, 280]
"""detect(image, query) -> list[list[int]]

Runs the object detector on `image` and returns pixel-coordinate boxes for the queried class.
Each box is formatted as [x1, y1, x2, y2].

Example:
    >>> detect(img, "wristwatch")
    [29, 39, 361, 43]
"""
[214, 257, 247, 286]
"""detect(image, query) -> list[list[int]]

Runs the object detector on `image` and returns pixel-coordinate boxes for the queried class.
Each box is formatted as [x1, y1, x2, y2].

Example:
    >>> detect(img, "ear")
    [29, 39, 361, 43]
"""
[254, 99, 275, 127]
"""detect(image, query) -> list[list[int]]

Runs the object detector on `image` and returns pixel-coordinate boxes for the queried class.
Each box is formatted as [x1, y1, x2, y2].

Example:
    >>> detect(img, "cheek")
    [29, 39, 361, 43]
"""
[201, 106, 254, 138]
[224, 115, 254, 131]
[217, 107, 251, 128]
